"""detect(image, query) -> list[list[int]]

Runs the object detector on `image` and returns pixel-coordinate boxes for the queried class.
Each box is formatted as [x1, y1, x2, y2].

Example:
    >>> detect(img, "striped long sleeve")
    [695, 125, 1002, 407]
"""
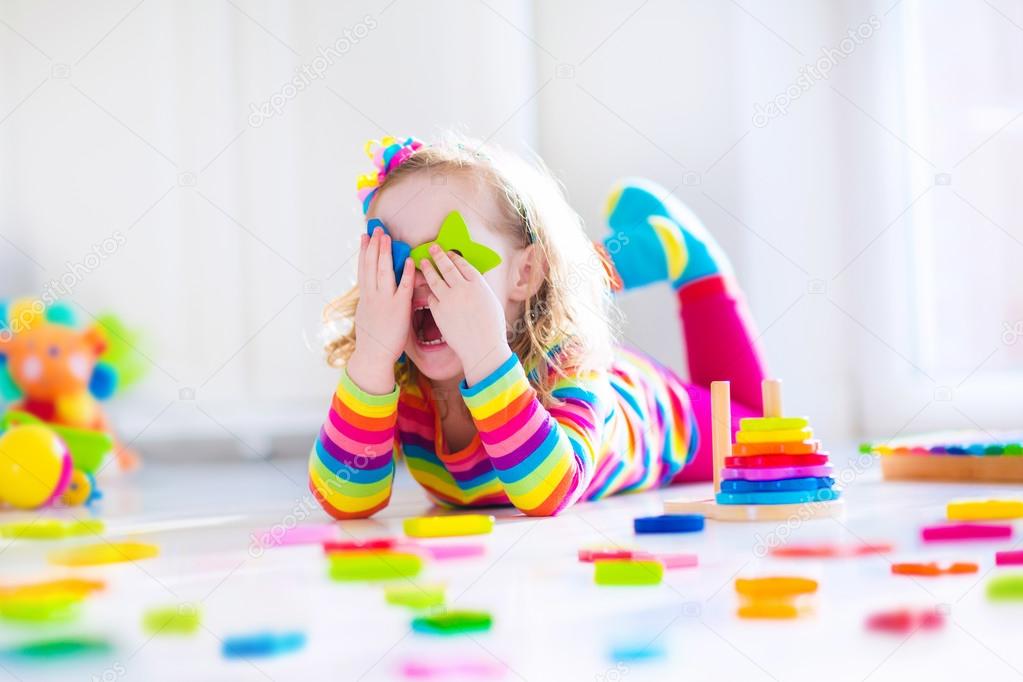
[308, 368, 398, 519]
[309, 346, 694, 519]
[460, 353, 607, 516]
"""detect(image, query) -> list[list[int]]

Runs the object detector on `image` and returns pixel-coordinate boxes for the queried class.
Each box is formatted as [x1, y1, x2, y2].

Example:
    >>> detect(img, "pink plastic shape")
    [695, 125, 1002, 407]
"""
[578, 548, 637, 562]
[255, 524, 340, 548]
[996, 549, 1023, 566]
[416, 543, 486, 560]
[647, 552, 698, 569]
[920, 523, 1012, 542]
[866, 607, 944, 634]
[400, 660, 504, 679]
[721, 465, 833, 481]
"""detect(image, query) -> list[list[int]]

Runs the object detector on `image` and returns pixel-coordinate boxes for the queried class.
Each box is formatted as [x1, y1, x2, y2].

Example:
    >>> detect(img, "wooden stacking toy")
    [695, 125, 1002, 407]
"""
[665, 379, 845, 521]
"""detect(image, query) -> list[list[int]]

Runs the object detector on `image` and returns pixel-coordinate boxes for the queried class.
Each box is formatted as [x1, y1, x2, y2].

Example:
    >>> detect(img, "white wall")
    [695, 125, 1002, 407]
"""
[1, 0, 1019, 455]
[0, 0, 541, 453]
[534, 0, 868, 437]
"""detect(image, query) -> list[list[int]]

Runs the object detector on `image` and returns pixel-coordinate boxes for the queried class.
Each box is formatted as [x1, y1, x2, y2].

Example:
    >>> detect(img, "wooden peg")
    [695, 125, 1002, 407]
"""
[762, 379, 783, 419]
[711, 381, 731, 494]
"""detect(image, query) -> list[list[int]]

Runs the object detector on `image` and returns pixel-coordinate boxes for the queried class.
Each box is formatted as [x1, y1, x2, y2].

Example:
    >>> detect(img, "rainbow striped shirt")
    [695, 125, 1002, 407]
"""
[309, 347, 696, 518]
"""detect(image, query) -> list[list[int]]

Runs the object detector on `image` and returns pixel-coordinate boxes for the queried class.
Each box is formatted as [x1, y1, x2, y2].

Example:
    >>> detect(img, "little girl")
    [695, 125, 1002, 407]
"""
[309, 135, 767, 519]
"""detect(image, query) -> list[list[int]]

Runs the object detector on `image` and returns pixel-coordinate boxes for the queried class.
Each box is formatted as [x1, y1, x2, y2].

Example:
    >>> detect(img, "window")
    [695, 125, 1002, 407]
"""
[857, 0, 1023, 436]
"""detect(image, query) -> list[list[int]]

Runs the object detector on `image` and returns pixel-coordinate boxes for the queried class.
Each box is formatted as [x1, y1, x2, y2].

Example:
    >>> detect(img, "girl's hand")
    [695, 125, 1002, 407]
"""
[347, 227, 415, 394]
[421, 244, 512, 386]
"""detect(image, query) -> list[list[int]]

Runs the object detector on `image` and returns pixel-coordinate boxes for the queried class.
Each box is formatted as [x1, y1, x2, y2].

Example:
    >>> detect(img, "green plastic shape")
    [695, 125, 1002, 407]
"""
[409, 212, 502, 275]
[143, 605, 202, 635]
[0, 519, 104, 540]
[8, 637, 112, 659]
[328, 551, 423, 581]
[594, 559, 664, 586]
[0, 594, 81, 623]
[988, 573, 1023, 601]
[740, 417, 810, 432]
[411, 609, 492, 635]
[384, 584, 445, 609]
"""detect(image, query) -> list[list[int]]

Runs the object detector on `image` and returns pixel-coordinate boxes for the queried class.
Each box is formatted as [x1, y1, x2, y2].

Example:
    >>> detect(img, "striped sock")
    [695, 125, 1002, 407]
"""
[603, 178, 729, 291]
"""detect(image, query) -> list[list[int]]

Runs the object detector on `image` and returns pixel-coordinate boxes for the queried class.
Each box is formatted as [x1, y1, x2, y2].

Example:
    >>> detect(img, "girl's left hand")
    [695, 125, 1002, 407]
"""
[421, 244, 512, 386]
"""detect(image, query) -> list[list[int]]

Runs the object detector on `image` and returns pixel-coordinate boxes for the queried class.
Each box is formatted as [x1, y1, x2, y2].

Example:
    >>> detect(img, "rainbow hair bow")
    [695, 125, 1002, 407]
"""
[355, 136, 424, 214]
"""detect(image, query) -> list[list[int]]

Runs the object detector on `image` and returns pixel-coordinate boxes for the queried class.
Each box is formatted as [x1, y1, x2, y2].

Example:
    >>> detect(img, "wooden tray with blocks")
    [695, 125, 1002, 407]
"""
[863, 433, 1023, 483]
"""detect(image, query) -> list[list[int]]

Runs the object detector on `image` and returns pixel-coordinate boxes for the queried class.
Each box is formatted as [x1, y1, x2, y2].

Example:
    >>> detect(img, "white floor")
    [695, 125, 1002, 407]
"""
[1, 448, 1022, 682]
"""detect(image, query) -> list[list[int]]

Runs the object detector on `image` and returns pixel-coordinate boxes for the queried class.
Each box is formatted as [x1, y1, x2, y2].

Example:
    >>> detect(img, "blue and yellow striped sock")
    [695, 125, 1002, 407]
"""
[602, 178, 729, 291]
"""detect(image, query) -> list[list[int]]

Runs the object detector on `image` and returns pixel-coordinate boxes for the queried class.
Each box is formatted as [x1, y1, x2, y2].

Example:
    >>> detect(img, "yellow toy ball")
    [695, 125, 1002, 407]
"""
[0, 424, 73, 509]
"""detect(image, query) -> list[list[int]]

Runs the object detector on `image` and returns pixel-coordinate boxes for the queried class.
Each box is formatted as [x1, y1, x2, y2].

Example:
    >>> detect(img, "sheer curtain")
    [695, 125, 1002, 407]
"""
[848, 0, 1023, 437]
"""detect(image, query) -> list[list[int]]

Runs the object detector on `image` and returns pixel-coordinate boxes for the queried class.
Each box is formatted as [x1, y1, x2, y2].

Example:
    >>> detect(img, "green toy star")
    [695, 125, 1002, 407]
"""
[409, 211, 502, 275]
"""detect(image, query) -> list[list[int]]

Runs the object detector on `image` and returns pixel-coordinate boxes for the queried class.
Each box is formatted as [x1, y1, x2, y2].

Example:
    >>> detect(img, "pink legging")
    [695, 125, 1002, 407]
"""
[669, 275, 768, 482]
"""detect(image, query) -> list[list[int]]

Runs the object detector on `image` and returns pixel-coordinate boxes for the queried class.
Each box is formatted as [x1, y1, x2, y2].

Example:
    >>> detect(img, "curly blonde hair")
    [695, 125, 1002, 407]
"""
[324, 134, 619, 405]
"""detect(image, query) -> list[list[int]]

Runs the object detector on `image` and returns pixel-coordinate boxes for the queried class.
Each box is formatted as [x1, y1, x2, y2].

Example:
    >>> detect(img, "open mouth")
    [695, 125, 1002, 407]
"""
[412, 305, 445, 346]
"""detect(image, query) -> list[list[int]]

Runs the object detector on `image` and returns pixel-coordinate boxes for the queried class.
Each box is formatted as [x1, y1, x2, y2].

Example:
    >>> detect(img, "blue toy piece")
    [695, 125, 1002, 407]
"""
[720, 477, 835, 493]
[610, 641, 667, 662]
[634, 514, 705, 534]
[715, 488, 841, 506]
[367, 213, 501, 282]
[366, 218, 412, 282]
[222, 631, 306, 659]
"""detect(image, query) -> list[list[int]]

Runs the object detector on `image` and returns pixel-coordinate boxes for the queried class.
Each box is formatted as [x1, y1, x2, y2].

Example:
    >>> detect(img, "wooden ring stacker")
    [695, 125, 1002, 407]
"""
[664, 379, 845, 521]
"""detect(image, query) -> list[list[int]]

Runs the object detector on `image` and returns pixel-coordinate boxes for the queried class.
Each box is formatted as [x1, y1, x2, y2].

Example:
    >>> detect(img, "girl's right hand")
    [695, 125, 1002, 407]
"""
[347, 227, 415, 395]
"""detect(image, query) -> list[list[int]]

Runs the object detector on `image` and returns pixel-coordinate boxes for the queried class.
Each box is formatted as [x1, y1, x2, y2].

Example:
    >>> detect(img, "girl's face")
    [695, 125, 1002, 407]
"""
[369, 171, 524, 385]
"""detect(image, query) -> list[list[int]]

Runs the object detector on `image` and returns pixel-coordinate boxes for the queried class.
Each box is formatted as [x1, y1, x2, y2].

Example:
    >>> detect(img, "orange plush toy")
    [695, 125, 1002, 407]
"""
[0, 298, 143, 470]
